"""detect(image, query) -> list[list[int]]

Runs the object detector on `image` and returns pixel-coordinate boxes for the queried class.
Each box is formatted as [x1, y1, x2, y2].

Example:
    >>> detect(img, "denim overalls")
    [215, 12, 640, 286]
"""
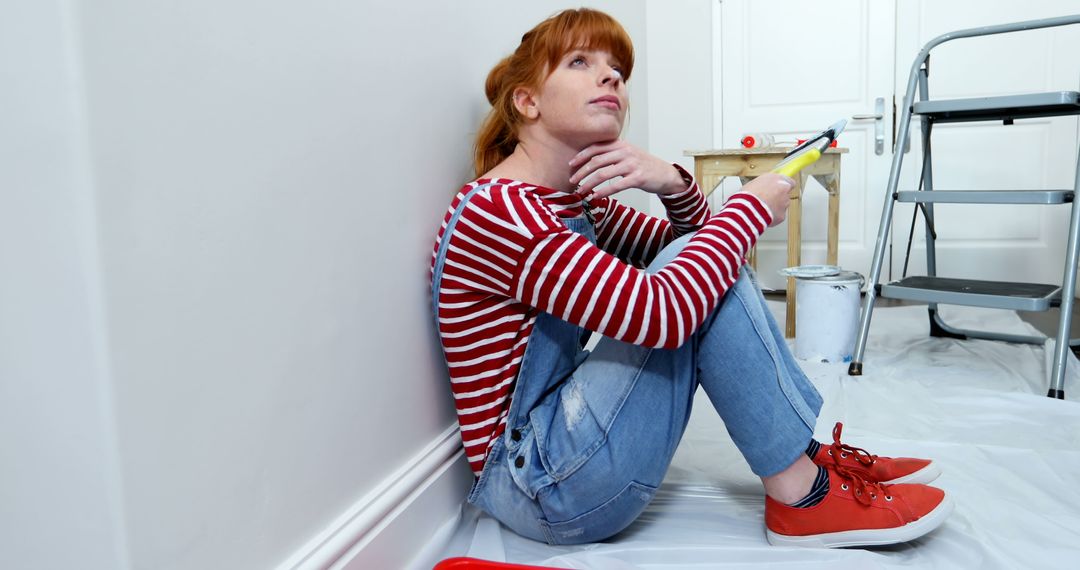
[432, 184, 823, 545]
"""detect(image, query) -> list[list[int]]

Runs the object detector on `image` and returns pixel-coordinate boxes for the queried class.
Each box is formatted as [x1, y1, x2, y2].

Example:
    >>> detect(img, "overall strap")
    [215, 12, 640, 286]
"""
[431, 182, 499, 323]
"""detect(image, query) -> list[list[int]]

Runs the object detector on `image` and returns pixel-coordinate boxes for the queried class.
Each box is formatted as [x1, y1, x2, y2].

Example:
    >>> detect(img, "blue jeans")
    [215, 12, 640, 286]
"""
[466, 227, 824, 545]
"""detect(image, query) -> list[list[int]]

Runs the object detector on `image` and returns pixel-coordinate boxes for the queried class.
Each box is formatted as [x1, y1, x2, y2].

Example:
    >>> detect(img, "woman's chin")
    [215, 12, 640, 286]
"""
[582, 126, 625, 145]
[558, 122, 624, 149]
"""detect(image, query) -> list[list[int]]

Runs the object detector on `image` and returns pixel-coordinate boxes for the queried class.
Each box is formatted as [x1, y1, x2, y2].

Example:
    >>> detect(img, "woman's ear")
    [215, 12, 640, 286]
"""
[512, 86, 540, 120]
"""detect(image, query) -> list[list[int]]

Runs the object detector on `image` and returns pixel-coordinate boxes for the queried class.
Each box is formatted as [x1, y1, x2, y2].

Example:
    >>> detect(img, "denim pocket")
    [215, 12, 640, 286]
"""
[529, 376, 609, 482]
[539, 480, 658, 545]
[531, 341, 653, 482]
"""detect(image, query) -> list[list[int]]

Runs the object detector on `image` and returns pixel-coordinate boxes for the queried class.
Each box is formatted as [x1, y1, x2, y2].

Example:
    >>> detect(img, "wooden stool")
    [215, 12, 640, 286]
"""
[685, 147, 847, 338]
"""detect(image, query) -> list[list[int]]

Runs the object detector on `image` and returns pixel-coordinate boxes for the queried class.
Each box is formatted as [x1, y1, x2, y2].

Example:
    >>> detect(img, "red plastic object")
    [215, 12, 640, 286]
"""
[740, 133, 774, 148]
[434, 557, 564, 570]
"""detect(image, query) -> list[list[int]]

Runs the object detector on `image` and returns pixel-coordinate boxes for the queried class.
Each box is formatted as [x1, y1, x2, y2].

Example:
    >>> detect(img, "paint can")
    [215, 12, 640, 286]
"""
[784, 268, 865, 363]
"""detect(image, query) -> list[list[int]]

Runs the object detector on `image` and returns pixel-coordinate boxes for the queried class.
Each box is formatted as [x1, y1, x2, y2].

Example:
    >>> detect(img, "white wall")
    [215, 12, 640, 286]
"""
[0, 2, 128, 568]
[645, 0, 717, 208]
[1, 1, 649, 568]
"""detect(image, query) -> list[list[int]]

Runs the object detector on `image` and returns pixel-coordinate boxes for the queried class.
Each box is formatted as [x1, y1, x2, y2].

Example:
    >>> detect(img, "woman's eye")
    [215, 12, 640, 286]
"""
[570, 57, 586, 66]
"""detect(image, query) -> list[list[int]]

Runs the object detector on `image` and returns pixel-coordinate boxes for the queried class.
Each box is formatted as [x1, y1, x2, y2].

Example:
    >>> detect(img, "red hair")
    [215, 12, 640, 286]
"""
[473, 8, 634, 177]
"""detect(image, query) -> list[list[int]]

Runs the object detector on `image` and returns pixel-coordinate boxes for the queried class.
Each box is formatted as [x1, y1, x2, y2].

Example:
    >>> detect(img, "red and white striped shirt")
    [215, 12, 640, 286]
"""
[431, 173, 772, 475]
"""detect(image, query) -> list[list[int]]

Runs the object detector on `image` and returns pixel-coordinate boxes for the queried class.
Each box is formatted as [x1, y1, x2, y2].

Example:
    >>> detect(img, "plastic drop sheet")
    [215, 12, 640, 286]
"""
[436, 303, 1080, 568]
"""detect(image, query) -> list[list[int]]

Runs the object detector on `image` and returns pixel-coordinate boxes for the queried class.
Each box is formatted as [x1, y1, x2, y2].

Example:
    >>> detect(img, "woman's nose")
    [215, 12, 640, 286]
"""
[600, 66, 622, 86]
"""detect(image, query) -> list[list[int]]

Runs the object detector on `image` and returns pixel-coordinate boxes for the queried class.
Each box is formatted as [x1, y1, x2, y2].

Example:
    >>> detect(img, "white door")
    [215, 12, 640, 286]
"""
[891, 1, 1080, 287]
[716, 0, 1080, 291]
[716, 0, 897, 290]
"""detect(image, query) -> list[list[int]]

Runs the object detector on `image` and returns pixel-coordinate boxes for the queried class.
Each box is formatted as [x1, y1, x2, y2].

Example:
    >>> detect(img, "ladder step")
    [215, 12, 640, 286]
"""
[895, 190, 1074, 204]
[880, 276, 1060, 311]
[912, 91, 1080, 123]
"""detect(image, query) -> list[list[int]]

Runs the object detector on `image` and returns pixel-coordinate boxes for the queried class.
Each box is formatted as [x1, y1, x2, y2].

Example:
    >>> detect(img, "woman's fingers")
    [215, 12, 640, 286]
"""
[570, 140, 686, 199]
[586, 175, 638, 201]
[577, 162, 633, 197]
[570, 146, 626, 188]
[569, 140, 623, 171]
[740, 173, 794, 227]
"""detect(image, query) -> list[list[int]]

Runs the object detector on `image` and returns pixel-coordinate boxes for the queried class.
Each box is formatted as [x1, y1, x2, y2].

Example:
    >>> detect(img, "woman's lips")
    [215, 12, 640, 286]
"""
[590, 95, 621, 110]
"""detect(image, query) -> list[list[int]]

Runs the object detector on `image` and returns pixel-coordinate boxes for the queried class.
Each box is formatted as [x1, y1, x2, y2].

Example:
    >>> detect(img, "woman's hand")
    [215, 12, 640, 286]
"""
[739, 173, 794, 227]
[569, 140, 688, 200]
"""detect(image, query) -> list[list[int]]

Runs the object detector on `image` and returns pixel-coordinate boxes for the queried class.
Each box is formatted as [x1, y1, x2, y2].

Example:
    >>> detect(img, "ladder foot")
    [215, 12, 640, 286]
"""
[848, 362, 863, 376]
[1047, 388, 1065, 399]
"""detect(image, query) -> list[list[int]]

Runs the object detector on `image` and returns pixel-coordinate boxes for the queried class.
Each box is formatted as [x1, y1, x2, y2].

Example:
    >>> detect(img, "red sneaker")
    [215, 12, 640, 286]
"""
[765, 463, 953, 548]
[813, 422, 941, 485]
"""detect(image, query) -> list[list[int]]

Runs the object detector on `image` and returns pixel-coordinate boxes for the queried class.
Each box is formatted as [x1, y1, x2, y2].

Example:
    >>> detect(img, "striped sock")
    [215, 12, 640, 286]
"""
[789, 465, 830, 508]
[805, 439, 822, 458]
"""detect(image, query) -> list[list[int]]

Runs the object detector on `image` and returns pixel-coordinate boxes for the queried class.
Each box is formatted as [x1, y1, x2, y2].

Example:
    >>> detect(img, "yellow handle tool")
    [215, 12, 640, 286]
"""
[772, 148, 822, 178]
[769, 119, 846, 178]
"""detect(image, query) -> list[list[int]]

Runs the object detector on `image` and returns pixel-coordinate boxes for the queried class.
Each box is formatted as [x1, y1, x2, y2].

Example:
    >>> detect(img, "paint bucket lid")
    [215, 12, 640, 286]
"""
[778, 264, 840, 278]
[806, 270, 864, 285]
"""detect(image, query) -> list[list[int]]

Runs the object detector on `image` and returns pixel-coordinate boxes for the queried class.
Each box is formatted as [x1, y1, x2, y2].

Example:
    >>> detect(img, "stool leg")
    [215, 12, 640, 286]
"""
[827, 176, 840, 267]
[785, 176, 804, 338]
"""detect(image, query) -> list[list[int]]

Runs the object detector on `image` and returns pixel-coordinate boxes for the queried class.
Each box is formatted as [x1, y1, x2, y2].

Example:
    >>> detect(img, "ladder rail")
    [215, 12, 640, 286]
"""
[1049, 145, 1080, 398]
[905, 14, 1080, 85]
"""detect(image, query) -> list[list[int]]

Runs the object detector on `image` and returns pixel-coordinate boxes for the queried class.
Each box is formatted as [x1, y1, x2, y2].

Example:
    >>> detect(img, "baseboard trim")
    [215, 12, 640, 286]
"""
[278, 425, 471, 570]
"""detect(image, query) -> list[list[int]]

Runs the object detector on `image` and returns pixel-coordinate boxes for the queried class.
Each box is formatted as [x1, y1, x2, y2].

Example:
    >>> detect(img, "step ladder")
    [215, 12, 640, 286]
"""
[848, 15, 1080, 399]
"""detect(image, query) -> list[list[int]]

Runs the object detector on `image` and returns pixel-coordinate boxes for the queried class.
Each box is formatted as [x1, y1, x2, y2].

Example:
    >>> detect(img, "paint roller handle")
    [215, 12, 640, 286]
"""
[772, 147, 822, 178]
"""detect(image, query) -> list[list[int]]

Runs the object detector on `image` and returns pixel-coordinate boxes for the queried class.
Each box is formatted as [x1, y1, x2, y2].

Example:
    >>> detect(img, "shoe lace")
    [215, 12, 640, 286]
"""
[830, 462, 890, 507]
[829, 422, 878, 468]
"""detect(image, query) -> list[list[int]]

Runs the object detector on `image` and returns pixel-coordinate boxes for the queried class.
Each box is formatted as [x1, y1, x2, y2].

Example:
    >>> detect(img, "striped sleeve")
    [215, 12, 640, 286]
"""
[491, 189, 773, 349]
[591, 169, 712, 268]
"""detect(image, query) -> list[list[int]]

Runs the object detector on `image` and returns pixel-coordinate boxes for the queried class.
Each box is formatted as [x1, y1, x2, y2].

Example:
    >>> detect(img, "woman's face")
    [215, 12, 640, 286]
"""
[521, 48, 628, 147]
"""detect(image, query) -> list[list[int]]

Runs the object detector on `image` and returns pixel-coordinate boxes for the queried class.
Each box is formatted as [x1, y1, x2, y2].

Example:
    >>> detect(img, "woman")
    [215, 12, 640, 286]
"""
[430, 8, 952, 548]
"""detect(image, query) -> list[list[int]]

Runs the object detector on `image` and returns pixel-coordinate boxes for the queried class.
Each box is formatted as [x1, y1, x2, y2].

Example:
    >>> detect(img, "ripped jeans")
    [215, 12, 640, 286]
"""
[466, 226, 824, 545]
